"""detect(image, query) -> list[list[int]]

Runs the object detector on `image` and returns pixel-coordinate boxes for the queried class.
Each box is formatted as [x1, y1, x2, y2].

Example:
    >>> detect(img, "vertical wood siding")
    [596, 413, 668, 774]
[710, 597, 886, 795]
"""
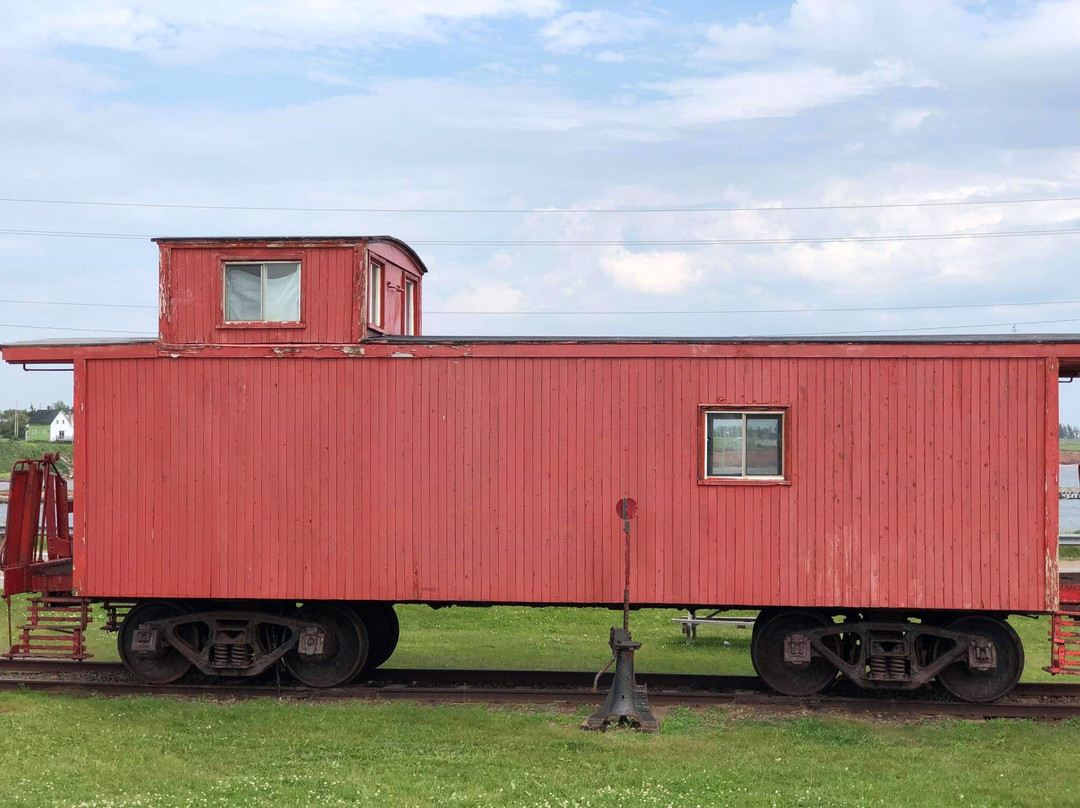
[77, 354, 1055, 611]
[161, 246, 359, 345]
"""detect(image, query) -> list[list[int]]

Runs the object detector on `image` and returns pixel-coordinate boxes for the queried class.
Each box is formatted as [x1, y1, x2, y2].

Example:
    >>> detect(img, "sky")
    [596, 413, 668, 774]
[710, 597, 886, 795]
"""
[1, 0, 1080, 420]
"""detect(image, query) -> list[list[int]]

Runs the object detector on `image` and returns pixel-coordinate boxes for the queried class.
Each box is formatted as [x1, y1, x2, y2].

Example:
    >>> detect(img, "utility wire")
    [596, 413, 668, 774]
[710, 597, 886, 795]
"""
[0, 298, 156, 310]
[3, 316, 1078, 338]
[0, 322, 154, 334]
[2, 227, 1080, 246]
[805, 317, 1080, 336]
[2, 194, 1080, 214]
[427, 299, 1080, 315]
[4, 297, 1080, 316]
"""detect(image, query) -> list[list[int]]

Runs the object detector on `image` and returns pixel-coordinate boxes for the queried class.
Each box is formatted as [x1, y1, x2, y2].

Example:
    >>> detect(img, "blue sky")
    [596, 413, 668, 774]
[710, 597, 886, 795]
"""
[2, 0, 1080, 419]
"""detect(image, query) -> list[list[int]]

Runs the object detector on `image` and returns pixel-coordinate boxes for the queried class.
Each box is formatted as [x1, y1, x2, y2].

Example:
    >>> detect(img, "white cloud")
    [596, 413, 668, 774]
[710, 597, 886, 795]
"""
[1, 0, 564, 61]
[701, 21, 779, 62]
[540, 10, 657, 54]
[440, 282, 524, 313]
[601, 247, 701, 294]
[699, 0, 1080, 89]
[635, 61, 923, 127]
[594, 50, 628, 64]
[304, 70, 357, 87]
[884, 108, 934, 132]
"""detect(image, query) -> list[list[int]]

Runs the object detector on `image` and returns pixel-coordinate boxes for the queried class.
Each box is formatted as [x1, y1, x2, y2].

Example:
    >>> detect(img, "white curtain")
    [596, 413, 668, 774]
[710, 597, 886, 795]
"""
[264, 262, 301, 322]
[225, 265, 262, 321]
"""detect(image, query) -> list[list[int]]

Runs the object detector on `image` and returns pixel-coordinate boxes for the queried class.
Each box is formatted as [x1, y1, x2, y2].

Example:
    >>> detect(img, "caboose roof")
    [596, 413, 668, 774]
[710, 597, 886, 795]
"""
[5, 334, 1080, 375]
[151, 235, 428, 274]
[7, 333, 1080, 348]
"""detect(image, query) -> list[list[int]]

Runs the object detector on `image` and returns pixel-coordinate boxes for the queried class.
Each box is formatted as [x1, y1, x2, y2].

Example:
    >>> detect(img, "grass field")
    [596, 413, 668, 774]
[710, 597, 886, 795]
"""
[0, 440, 70, 480]
[2, 693, 1080, 807]
[0, 596, 1061, 681]
[0, 601, 1073, 806]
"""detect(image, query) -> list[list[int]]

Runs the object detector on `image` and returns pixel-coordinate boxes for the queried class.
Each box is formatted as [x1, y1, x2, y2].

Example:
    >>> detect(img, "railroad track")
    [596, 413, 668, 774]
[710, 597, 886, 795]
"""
[2, 660, 1080, 720]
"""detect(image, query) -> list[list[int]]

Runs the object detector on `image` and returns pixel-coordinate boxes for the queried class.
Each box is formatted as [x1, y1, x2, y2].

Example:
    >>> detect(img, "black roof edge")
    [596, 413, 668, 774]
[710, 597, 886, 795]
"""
[373, 333, 1080, 345]
[151, 236, 428, 274]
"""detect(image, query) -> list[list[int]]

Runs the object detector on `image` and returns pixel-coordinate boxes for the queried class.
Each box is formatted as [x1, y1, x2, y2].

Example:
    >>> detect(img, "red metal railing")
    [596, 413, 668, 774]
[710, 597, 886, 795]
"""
[1, 454, 73, 596]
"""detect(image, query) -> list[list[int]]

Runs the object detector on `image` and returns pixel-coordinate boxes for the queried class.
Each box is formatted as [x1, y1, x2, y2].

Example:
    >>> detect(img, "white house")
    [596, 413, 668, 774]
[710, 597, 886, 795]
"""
[25, 409, 74, 442]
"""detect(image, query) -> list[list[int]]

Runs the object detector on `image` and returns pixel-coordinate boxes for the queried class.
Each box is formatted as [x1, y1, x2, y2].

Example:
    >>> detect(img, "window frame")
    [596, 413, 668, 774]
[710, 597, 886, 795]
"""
[699, 405, 790, 486]
[219, 258, 305, 328]
[368, 260, 384, 330]
[403, 277, 417, 335]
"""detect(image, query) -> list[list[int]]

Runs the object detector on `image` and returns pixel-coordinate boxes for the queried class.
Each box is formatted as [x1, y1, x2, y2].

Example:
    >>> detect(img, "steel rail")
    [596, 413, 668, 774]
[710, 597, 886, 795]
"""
[2, 662, 1080, 720]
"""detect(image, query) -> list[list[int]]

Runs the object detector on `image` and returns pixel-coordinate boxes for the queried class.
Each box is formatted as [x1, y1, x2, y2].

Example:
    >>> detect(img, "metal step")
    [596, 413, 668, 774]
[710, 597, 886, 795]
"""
[2, 597, 92, 661]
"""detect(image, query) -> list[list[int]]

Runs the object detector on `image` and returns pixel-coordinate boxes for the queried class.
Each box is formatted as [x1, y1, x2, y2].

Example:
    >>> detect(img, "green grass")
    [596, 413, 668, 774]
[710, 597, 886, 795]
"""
[0, 439, 70, 480]
[389, 605, 757, 675]
[0, 601, 1074, 806]
[392, 605, 1068, 682]
[0, 595, 1059, 683]
[1061, 440, 1080, 452]
[0, 693, 1078, 807]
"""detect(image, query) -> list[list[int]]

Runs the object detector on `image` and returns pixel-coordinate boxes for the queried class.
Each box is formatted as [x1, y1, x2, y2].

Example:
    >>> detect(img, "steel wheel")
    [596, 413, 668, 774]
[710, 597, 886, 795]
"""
[351, 603, 400, 674]
[935, 616, 1024, 703]
[283, 604, 368, 688]
[751, 610, 838, 696]
[118, 601, 195, 684]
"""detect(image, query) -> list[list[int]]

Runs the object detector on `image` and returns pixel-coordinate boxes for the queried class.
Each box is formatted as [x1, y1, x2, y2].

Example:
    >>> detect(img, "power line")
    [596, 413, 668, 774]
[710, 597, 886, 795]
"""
[3, 296, 1080, 317]
[2, 227, 1080, 246]
[1, 194, 1079, 214]
[2, 316, 1076, 338]
[0, 322, 153, 335]
[805, 317, 1080, 336]
[427, 299, 1080, 315]
[0, 298, 156, 310]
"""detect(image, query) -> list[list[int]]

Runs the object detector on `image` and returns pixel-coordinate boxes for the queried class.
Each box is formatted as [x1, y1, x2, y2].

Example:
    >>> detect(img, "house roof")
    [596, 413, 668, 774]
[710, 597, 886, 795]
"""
[26, 409, 58, 425]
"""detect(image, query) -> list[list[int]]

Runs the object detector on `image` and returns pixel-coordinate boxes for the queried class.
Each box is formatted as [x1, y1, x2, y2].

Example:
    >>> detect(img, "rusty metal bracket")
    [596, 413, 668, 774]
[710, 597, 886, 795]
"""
[783, 632, 812, 665]
[968, 637, 997, 671]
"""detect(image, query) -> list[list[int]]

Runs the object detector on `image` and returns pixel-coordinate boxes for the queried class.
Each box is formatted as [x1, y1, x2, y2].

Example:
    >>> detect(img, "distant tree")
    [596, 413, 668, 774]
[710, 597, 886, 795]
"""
[0, 408, 33, 440]
[1062, 423, 1080, 440]
[50, 400, 72, 414]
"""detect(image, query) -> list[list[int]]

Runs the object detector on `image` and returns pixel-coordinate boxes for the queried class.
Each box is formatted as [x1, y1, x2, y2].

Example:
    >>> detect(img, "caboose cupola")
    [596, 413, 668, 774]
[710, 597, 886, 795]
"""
[155, 236, 426, 346]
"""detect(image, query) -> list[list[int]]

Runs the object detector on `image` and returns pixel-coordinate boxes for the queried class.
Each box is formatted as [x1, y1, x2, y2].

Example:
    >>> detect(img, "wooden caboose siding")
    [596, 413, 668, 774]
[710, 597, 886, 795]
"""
[157, 239, 426, 345]
[366, 241, 423, 336]
[77, 354, 1055, 611]
[160, 245, 362, 345]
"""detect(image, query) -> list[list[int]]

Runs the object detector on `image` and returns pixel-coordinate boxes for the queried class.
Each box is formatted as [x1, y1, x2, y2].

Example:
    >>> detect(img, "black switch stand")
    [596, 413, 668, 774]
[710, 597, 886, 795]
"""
[582, 627, 658, 731]
[582, 497, 658, 733]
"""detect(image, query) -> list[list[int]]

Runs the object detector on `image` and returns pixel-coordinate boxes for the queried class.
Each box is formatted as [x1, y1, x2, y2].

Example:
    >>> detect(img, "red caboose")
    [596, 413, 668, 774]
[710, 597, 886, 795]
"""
[3, 235, 1079, 701]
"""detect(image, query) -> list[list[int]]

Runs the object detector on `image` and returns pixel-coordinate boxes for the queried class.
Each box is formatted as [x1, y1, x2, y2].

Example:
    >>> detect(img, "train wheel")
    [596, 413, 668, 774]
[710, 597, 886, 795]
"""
[751, 610, 838, 696]
[283, 604, 368, 687]
[935, 616, 1024, 703]
[118, 601, 195, 684]
[351, 603, 400, 674]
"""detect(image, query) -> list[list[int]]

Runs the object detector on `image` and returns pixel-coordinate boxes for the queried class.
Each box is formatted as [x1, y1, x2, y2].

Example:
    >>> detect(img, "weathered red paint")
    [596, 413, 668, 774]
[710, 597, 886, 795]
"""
[60, 351, 1055, 611]
[0, 238, 1070, 614]
[155, 236, 425, 346]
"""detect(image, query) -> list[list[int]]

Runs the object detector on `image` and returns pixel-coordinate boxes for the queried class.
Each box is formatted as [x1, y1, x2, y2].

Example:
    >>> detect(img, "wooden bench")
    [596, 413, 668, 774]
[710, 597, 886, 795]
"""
[671, 610, 756, 645]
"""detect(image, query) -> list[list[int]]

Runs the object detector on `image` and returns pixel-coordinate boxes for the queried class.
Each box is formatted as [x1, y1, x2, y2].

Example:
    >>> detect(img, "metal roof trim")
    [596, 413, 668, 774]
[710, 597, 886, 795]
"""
[151, 236, 428, 274]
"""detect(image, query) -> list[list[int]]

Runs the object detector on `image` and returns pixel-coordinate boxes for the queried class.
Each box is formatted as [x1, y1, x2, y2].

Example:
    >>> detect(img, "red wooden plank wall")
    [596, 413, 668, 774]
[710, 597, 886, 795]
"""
[160, 246, 359, 345]
[76, 354, 1056, 611]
